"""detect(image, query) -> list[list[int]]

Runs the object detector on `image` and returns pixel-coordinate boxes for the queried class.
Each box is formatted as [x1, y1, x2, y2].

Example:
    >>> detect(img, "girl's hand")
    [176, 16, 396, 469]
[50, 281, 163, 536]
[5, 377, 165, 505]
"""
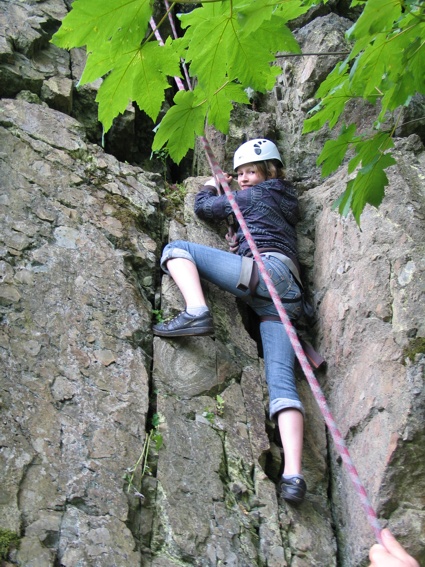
[369, 530, 419, 567]
[205, 174, 233, 190]
[225, 232, 239, 253]
[222, 173, 233, 185]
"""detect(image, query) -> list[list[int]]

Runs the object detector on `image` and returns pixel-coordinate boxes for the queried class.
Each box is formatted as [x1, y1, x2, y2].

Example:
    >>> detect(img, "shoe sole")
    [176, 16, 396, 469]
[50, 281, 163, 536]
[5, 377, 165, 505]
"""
[281, 491, 305, 504]
[153, 327, 215, 338]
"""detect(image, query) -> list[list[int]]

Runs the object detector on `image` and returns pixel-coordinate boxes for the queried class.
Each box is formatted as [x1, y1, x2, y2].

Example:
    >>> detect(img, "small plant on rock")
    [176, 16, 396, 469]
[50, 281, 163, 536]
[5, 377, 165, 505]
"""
[0, 529, 20, 560]
[216, 394, 225, 417]
[124, 413, 164, 498]
[202, 395, 226, 423]
[152, 309, 164, 324]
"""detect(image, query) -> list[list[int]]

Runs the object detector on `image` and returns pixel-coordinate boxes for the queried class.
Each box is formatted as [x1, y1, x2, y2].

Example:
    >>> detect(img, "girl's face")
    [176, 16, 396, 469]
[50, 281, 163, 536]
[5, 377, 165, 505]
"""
[236, 163, 266, 190]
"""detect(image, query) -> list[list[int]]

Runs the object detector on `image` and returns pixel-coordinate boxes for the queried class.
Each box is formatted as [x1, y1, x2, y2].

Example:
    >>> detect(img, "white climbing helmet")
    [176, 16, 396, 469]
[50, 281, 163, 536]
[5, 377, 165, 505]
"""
[233, 138, 283, 170]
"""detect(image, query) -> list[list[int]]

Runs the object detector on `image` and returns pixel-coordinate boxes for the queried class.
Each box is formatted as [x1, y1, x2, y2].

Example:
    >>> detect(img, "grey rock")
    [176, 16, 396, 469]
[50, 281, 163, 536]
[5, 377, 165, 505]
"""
[40, 76, 73, 114]
[0, 3, 424, 567]
[0, 0, 69, 98]
[300, 135, 425, 565]
[0, 98, 161, 565]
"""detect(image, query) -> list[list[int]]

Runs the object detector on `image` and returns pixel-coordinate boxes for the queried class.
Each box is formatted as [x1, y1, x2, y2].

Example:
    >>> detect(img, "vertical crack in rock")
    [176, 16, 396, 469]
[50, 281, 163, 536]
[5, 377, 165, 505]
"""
[147, 177, 337, 566]
[1, 3, 424, 565]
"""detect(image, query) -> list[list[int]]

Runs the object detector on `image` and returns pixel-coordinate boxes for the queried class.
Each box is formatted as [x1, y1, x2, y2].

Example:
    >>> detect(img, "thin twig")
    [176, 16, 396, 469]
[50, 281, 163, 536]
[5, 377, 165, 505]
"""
[276, 51, 350, 57]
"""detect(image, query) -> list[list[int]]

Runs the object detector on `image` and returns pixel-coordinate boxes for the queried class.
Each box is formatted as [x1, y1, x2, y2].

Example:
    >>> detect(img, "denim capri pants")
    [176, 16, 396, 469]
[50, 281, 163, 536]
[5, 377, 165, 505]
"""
[160, 240, 305, 418]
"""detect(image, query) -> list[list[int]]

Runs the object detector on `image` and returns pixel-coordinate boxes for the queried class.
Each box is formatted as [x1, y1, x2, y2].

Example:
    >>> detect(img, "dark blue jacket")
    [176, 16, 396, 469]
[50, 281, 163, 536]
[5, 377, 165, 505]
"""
[194, 178, 299, 262]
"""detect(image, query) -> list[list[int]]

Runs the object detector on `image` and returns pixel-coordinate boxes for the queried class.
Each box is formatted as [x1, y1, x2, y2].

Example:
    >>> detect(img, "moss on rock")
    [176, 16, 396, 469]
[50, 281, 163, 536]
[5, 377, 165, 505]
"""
[0, 529, 20, 560]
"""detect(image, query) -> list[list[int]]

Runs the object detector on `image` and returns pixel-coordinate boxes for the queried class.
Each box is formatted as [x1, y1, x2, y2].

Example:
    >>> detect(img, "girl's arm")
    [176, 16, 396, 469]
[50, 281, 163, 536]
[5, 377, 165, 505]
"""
[194, 185, 234, 220]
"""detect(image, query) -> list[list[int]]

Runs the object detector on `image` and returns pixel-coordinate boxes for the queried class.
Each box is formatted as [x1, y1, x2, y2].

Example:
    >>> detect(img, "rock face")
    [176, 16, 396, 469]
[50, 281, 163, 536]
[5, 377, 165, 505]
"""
[148, 181, 334, 566]
[0, 98, 161, 566]
[0, 1, 424, 566]
[302, 137, 425, 565]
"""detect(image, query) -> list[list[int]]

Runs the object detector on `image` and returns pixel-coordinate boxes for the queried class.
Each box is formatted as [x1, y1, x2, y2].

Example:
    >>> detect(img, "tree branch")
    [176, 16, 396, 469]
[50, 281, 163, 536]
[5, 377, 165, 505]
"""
[276, 51, 350, 57]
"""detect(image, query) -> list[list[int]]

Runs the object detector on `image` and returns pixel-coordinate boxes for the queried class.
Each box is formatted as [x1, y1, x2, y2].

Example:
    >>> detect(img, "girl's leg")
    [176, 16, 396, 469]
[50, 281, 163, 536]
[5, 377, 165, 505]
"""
[259, 320, 304, 416]
[166, 258, 208, 309]
[159, 241, 250, 299]
[153, 242, 246, 337]
[277, 409, 304, 475]
[259, 320, 306, 502]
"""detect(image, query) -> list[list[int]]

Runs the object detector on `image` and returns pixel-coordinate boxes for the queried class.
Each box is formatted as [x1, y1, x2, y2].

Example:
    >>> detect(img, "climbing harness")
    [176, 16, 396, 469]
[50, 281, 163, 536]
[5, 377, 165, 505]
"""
[150, 11, 383, 546]
[203, 141, 384, 543]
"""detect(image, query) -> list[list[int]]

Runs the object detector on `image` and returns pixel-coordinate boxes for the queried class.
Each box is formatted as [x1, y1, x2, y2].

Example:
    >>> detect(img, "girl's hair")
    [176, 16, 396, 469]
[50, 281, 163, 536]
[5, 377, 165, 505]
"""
[252, 159, 285, 180]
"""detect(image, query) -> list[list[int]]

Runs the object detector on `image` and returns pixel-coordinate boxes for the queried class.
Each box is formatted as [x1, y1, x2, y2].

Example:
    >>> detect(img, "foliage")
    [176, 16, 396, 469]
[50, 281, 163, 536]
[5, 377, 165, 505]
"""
[164, 182, 187, 210]
[0, 529, 20, 560]
[216, 394, 225, 416]
[124, 413, 164, 497]
[203, 394, 226, 423]
[403, 337, 425, 363]
[52, 0, 425, 222]
[304, 0, 425, 223]
[202, 409, 216, 424]
[52, 0, 314, 158]
[152, 309, 164, 324]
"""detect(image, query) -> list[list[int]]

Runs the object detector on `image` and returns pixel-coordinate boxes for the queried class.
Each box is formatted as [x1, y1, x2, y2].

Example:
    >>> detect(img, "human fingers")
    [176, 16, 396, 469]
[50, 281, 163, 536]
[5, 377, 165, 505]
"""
[380, 529, 419, 566]
[225, 233, 237, 244]
[369, 530, 419, 567]
[369, 543, 400, 566]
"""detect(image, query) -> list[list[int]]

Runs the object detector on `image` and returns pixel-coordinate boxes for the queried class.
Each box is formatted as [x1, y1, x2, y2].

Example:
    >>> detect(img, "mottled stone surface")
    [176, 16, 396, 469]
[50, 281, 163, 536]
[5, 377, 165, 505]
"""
[0, 1, 424, 566]
[0, 98, 162, 566]
[301, 135, 425, 565]
[149, 178, 334, 566]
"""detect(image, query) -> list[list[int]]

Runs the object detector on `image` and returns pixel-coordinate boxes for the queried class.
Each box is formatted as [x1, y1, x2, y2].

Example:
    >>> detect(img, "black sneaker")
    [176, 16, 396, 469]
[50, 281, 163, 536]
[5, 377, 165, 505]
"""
[153, 310, 214, 337]
[279, 476, 307, 504]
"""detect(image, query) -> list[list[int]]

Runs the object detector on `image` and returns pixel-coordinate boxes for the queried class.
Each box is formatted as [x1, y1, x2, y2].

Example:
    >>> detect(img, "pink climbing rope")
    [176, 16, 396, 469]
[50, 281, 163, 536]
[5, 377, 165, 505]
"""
[150, 9, 383, 546]
[163, 0, 193, 90]
[202, 140, 383, 544]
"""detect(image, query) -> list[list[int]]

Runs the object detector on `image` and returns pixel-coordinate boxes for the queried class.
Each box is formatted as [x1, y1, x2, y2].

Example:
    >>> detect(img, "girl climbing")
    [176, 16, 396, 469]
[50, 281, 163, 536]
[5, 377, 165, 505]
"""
[153, 138, 306, 503]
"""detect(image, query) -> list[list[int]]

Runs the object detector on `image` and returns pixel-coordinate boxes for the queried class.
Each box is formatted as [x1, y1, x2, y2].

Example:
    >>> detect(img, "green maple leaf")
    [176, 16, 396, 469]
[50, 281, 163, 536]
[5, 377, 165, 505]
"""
[334, 151, 396, 224]
[379, 77, 413, 122]
[229, 16, 299, 90]
[180, 1, 299, 95]
[52, 0, 152, 53]
[152, 89, 207, 164]
[303, 81, 353, 133]
[351, 152, 397, 223]
[95, 49, 141, 132]
[349, 35, 392, 99]
[235, 0, 314, 32]
[341, 133, 393, 222]
[179, 6, 240, 94]
[208, 82, 250, 132]
[302, 63, 353, 133]
[317, 124, 358, 177]
[315, 61, 350, 99]
[405, 34, 425, 93]
[274, 0, 319, 24]
[234, 0, 279, 34]
[95, 40, 181, 132]
[347, 0, 402, 40]
[132, 40, 181, 120]
[398, 19, 425, 95]
[79, 42, 115, 86]
[348, 133, 394, 174]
